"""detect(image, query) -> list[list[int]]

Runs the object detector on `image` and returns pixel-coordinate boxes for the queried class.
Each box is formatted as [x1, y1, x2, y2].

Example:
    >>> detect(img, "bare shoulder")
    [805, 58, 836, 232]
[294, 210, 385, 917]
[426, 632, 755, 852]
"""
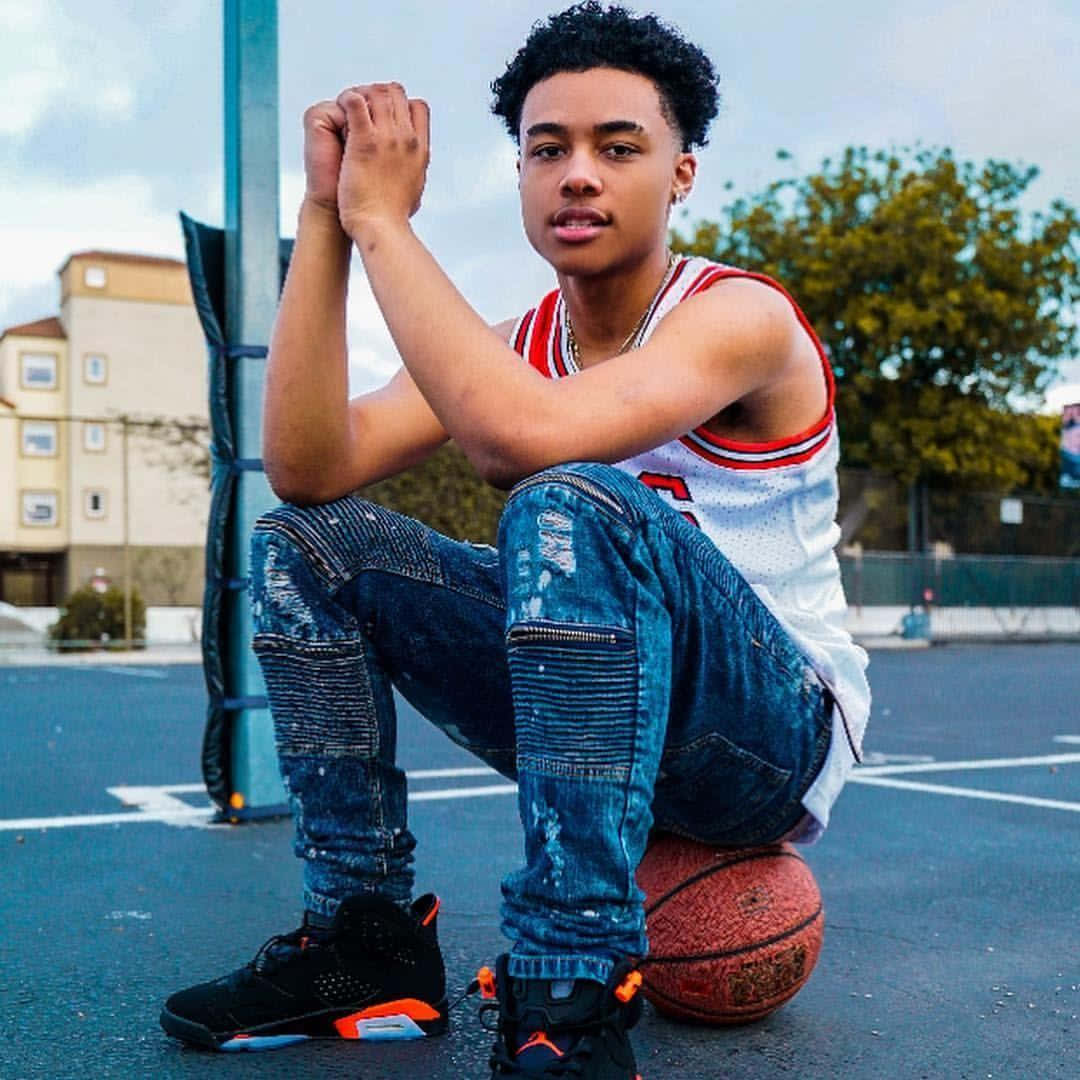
[652, 273, 804, 380]
[492, 317, 518, 344]
[678, 274, 798, 328]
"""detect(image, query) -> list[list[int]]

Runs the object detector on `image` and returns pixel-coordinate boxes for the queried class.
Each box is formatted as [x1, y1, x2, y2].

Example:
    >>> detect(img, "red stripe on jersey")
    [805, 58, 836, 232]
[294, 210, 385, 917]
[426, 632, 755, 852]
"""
[684, 266, 729, 298]
[551, 298, 571, 377]
[513, 308, 535, 356]
[528, 291, 560, 377]
[678, 422, 834, 470]
[678, 263, 723, 300]
[683, 267, 837, 457]
[642, 258, 690, 325]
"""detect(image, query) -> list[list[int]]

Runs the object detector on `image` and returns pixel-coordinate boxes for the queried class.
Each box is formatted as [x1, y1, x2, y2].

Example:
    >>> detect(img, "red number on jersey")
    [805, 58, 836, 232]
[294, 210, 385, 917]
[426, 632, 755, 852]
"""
[637, 471, 700, 528]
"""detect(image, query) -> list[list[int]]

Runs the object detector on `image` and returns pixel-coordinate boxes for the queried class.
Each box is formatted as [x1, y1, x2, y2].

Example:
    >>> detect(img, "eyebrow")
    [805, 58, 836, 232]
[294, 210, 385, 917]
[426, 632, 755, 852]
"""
[524, 120, 647, 139]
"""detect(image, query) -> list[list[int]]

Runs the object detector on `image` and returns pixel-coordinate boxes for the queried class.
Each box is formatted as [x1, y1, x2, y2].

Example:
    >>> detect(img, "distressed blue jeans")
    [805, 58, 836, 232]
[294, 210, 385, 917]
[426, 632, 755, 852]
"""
[250, 462, 832, 985]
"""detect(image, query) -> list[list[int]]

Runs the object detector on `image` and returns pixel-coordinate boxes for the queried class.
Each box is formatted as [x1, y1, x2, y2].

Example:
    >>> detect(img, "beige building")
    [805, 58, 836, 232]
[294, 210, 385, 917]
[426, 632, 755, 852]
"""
[0, 251, 209, 605]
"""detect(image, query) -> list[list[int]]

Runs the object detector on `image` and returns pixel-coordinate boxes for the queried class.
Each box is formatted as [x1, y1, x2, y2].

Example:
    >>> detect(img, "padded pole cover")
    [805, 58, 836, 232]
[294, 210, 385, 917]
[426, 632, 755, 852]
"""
[180, 212, 293, 811]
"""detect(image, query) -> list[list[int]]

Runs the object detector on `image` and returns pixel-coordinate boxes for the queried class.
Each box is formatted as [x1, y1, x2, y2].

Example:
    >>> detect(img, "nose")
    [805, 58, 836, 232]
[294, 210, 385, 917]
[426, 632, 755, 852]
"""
[559, 149, 602, 197]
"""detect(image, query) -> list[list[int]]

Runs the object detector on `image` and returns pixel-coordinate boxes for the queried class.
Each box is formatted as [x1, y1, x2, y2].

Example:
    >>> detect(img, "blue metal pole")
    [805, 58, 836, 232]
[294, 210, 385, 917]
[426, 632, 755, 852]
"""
[223, 0, 283, 811]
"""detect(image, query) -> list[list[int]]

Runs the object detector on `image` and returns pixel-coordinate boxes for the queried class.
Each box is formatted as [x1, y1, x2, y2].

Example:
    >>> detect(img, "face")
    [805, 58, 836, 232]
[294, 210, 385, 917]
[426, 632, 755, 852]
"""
[517, 67, 696, 276]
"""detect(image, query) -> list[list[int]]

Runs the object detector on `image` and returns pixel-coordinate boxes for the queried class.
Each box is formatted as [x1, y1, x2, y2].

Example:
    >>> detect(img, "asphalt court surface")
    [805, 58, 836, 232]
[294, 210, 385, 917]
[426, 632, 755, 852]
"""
[2, 644, 1078, 1079]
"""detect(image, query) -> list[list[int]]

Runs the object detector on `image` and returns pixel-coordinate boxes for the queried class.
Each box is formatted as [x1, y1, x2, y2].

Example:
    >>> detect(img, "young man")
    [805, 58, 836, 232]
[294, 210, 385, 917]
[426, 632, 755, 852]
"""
[160, 4, 870, 1077]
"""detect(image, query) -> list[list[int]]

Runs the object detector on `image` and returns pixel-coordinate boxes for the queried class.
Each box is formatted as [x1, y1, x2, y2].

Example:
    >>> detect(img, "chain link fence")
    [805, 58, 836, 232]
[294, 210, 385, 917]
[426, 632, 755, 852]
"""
[839, 468, 1080, 640]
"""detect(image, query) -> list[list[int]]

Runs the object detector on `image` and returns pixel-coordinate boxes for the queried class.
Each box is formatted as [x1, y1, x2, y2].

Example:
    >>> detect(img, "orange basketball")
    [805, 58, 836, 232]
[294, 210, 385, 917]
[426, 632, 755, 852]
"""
[636, 834, 824, 1024]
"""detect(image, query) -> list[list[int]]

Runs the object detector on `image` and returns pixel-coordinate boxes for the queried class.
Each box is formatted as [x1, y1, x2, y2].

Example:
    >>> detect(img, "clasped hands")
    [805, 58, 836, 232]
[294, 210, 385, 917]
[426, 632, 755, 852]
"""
[302, 82, 430, 239]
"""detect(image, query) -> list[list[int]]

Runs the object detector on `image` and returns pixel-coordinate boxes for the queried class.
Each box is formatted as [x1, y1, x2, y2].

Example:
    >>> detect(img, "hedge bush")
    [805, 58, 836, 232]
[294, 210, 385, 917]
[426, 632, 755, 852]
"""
[48, 584, 147, 651]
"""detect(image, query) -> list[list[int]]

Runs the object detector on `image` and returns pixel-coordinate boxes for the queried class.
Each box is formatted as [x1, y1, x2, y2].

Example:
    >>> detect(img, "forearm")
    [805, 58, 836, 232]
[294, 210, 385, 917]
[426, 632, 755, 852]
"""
[263, 199, 353, 501]
[352, 218, 548, 481]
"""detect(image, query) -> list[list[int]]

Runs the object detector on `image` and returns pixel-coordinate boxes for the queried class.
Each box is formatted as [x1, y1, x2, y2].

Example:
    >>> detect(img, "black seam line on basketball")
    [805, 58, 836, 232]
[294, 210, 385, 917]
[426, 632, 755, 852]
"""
[642, 978, 801, 1019]
[643, 849, 805, 917]
[641, 901, 822, 965]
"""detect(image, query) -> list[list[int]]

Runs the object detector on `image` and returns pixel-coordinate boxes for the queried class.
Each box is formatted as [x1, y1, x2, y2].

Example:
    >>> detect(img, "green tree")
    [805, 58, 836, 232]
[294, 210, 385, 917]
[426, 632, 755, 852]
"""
[673, 145, 1079, 492]
[361, 441, 507, 544]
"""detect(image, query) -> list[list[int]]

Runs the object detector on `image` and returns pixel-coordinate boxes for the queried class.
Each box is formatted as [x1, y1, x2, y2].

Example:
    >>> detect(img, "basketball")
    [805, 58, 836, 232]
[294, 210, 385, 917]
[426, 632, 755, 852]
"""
[636, 834, 824, 1024]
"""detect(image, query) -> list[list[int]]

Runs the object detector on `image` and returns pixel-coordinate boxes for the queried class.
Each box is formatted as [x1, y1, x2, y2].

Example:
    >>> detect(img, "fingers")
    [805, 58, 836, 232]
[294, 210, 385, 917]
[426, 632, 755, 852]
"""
[336, 86, 374, 134]
[335, 83, 422, 135]
[304, 100, 348, 135]
[408, 97, 430, 157]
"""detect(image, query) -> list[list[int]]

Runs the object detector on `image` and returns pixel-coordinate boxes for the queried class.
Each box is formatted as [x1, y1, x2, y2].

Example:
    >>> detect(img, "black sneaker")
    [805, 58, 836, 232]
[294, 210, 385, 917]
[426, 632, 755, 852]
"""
[160, 893, 448, 1051]
[483, 953, 644, 1078]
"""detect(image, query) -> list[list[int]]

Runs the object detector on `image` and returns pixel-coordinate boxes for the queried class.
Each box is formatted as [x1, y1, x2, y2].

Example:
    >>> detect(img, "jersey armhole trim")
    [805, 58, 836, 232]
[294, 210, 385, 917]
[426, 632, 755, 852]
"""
[683, 266, 836, 456]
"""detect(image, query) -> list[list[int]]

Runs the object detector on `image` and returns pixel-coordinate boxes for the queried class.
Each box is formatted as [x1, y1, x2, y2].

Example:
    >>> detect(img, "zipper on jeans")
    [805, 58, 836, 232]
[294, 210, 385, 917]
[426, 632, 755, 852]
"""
[509, 472, 626, 518]
[506, 624, 630, 647]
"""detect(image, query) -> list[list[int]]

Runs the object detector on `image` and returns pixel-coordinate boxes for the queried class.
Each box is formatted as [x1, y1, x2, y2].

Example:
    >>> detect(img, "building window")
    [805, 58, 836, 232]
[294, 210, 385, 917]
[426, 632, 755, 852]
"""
[84, 490, 107, 520]
[20, 352, 58, 390]
[21, 491, 59, 527]
[83, 422, 107, 452]
[84, 353, 108, 385]
[21, 420, 58, 457]
[84, 265, 107, 288]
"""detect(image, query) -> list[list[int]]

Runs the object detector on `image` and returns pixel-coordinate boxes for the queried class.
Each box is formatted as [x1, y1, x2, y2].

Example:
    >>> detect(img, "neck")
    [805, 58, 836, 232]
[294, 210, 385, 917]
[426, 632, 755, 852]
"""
[557, 246, 674, 364]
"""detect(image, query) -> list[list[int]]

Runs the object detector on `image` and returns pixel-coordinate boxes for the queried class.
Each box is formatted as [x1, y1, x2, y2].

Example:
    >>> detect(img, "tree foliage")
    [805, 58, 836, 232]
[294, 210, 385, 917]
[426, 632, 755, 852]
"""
[360, 441, 507, 544]
[49, 585, 146, 650]
[673, 145, 1080, 491]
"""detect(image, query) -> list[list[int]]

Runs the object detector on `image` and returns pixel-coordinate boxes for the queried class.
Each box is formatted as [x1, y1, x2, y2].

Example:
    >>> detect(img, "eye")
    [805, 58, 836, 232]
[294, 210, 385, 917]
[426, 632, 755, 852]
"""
[531, 144, 564, 159]
[605, 143, 639, 159]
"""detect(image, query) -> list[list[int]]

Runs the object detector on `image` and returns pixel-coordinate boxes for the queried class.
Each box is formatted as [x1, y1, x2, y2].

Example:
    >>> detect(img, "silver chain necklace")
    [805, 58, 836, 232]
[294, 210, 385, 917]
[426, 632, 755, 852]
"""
[565, 251, 677, 367]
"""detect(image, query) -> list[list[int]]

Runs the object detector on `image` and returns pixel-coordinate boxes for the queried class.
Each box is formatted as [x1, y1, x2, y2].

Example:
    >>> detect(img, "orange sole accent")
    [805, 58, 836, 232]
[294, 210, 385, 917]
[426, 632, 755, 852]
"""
[333, 998, 442, 1038]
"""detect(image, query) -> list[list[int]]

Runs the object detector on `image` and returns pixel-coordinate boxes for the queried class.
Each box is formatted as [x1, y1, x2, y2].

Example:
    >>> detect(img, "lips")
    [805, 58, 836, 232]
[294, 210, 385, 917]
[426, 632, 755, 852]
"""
[551, 205, 609, 243]
[552, 206, 609, 227]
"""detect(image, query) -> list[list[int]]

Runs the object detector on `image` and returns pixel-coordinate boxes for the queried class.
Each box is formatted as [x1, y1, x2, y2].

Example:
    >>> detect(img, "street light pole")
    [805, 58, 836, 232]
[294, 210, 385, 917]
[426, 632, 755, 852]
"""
[122, 414, 132, 648]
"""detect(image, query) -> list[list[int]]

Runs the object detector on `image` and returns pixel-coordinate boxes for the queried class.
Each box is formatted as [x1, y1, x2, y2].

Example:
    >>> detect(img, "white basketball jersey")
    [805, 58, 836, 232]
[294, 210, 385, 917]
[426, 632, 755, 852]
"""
[510, 256, 871, 830]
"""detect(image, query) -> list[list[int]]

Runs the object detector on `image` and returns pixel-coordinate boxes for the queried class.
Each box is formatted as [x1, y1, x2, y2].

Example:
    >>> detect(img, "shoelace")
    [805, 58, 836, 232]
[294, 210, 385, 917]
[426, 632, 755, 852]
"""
[250, 926, 332, 976]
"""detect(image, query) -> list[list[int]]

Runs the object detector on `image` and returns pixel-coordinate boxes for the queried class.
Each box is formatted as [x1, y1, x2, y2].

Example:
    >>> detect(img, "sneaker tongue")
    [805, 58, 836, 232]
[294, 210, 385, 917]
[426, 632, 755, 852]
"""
[510, 976, 606, 1066]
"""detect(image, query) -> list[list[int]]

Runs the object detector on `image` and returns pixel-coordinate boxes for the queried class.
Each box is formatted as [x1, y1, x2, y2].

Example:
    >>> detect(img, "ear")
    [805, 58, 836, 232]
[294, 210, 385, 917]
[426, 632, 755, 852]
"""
[671, 152, 697, 204]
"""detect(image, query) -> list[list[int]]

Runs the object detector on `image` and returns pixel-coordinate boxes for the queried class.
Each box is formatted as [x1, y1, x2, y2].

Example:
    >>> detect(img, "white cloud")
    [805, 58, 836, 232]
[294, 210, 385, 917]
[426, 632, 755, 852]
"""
[0, 5, 64, 135]
[346, 268, 399, 394]
[279, 169, 306, 236]
[424, 138, 519, 215]
[1045, 381, 1080, 414]
[877, 1, 1080, 205]
[98, 83, 136, 116]
[348, 344, 399, 395]
[0, 170, 221, 330]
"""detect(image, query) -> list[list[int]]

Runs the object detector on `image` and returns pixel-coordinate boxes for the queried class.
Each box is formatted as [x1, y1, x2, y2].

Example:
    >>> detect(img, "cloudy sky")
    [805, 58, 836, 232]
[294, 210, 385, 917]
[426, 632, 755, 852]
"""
[2, 0, 1078, 409]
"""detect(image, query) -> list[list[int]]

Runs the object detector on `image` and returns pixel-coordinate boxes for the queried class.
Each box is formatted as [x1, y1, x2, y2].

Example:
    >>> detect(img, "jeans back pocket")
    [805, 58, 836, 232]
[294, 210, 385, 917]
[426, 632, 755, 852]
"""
[653, 730, 792, 845]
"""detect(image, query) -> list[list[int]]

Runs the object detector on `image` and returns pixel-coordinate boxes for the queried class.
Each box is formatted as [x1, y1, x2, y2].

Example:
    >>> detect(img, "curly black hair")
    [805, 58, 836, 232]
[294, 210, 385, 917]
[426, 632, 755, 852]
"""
[491, 3, 719, 151]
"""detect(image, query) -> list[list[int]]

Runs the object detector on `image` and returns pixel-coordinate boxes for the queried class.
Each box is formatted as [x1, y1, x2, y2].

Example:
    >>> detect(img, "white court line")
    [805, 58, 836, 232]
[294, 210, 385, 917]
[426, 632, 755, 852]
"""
[1053, 735, 1080, 745]
[109, 772, 500, 793]
[411, 784, 517, 802]
[406, 767, 499, 780]
[0, 809, 212, 831]
[97, 666, 168, 679]
[855, 752, 1080, 777]
[0, 776, 517, 831]
[850, 775, 1080, 814]
[9, 747, 1077, 832]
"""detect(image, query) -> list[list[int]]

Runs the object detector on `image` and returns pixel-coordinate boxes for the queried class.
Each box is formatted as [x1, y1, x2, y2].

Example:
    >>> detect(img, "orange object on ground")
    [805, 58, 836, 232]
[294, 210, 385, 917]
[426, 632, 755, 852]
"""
[637, 835, 824, 1024]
